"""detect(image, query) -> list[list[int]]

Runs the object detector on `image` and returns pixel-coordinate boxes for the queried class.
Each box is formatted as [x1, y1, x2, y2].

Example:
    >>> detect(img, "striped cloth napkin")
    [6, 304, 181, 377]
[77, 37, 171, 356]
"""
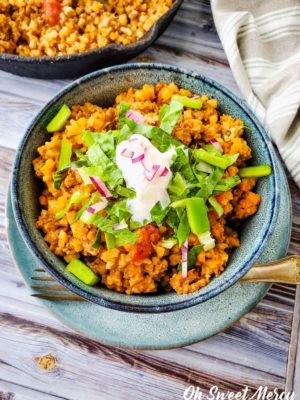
[211, 0, 300, 186]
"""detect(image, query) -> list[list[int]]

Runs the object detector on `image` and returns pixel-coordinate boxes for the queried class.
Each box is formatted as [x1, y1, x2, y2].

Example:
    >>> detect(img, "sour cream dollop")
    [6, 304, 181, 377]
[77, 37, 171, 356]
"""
[116, 134, 175, 223]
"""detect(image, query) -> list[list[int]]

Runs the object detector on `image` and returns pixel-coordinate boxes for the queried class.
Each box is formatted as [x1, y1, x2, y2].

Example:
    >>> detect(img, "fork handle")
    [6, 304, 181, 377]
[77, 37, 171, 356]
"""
[241, 256, 300, 284]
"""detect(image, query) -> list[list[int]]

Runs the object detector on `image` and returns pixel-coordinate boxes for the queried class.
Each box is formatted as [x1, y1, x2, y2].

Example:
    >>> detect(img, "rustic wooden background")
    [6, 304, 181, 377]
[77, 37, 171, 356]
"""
[0, 1, 299, 399]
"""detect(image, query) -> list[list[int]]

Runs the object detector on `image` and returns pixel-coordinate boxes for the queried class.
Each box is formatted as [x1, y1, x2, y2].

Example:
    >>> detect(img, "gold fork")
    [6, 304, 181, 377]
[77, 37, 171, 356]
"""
[31, 256, 300, 301]
[31, 269, 85, 301]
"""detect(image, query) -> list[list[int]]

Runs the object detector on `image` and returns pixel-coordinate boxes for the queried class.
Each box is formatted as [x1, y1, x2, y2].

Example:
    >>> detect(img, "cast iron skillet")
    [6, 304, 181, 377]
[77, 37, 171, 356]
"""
[0, 0, 183, 79]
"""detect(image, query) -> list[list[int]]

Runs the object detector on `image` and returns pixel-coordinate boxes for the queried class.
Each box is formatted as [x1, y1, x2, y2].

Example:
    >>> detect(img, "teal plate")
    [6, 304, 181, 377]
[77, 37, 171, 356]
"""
[6, 153, 291, 349]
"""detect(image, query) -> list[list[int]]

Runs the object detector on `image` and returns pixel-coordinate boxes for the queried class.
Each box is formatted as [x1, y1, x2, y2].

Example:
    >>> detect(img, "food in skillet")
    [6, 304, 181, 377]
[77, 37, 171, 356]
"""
[33, 83, 272, 294]
[0, 0, 173, 57]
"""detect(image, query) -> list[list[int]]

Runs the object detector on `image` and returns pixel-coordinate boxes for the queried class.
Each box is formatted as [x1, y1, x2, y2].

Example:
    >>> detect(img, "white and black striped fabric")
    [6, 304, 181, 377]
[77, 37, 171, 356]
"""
[211, 0, 300, 186]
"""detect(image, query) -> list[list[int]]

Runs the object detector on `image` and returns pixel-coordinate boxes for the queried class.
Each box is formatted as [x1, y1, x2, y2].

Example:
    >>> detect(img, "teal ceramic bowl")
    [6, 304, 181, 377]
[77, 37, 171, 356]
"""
[11, 63, 280, 313]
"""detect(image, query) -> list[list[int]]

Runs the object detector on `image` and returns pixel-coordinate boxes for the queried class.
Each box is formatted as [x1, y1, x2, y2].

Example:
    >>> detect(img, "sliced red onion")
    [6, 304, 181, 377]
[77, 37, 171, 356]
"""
[121, 148, 134, 158]
[112, 222, 128, 230]
[181, 239, 188, 279]
[145, 165, 160, 181]
[87, 200, 107, 214]
[210, 138, 223, 154]
[141, 158, 151, 172]
[132, 153, 145, 163]
[89, 176, 112, 200]
[160, 166, 169, 177]
[126, 110, 144, 124]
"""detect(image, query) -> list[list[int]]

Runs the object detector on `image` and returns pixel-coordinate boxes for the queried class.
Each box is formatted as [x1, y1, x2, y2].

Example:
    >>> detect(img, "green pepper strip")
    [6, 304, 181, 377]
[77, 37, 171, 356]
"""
[186, 198, 210, 237]
[58, 139, 72, 171]
[92, 230, 102, 249]
[55, 190, 89, 219]
[74, 193, 99, 222]
[53, 173, 63, 190]
[208, 196, 224, 217]
[170, 198, 189, 208]
[105, 232, 116, 249]
[187, 198, 215, 250]
[171, 197, 215, 251]
[172, 95, 203, 109]
[239, 165, 272, 178]
[193, 149, 239, 170]
[214, 176, 241, 192]
[53, 139, 72, 189]
[66, 259, 100, 286]
[47, 104, 72, 132]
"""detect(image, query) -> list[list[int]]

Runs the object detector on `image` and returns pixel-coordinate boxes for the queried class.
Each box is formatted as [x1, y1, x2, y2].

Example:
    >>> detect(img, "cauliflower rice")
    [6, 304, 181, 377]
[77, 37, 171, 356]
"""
[33, 83, 262, 295]
[0, 0, 173, 57]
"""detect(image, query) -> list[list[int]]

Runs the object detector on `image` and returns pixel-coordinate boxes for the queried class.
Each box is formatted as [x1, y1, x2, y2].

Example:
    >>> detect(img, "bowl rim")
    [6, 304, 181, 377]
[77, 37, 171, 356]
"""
[11, 63, 280, 313]
[0, 0, 183, 64]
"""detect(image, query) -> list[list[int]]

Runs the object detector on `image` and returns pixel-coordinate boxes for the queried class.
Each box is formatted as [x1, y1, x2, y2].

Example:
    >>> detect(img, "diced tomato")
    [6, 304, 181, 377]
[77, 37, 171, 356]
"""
[132, 225, 160, 262]
[43, 0, 61, 26]
[215, 192, 226, 202]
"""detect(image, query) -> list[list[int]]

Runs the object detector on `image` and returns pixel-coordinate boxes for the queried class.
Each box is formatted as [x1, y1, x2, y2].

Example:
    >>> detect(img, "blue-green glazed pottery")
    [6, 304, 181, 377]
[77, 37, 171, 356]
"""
[6, 152, 290, 348]
[11, 63, 280, 313]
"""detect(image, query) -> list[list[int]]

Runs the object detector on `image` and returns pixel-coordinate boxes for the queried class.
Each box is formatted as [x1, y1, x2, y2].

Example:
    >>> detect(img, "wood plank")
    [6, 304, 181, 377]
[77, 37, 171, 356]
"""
[0, 380, 69, 400]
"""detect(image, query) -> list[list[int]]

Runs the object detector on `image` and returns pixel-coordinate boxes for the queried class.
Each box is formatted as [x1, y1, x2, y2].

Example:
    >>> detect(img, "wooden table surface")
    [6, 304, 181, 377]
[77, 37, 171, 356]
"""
[0, 1, 299, 399]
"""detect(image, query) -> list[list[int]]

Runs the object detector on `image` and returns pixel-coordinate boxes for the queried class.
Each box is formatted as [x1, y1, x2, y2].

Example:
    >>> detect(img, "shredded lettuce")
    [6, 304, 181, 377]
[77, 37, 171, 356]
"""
[81, 130, 98, 148]
[195, 168, 224, 199]
[161, 237, 178, 249]
[165, 209, 179, 231]
[176, 210, 190, 247]
[117, 125, 132, 144]
[129, 219, 144, 230]
[187, 245, 204, 267]
[133, 124, 181, 152]
[118, 101, 131, 129]
[85, 143, 123, 188]
[150, 202, 169, 226]
[177, 244, 204, 271]
[108, 199, 131, 223]
[159, 99, 183, 134]
[115, 186, 136, 198]
[117, 102, 183, 151]
[81, 130, 116, 159]
[113, 229, 138, 246]
[203, 143, 222, 155]
[80, 210, 137, 245]
[171, 147, 196, 182]
[214, 176, 241, 192]
[168, 172, 189, 197]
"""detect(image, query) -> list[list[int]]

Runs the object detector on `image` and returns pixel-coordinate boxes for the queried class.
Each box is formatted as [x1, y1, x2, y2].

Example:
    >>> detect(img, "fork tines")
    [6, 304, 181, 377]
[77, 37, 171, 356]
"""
[31, 270, 84, 301]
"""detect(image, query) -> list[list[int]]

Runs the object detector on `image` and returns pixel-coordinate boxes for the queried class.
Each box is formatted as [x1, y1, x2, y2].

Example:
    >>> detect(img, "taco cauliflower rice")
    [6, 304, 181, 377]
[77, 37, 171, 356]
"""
[33, 83, 271, 295]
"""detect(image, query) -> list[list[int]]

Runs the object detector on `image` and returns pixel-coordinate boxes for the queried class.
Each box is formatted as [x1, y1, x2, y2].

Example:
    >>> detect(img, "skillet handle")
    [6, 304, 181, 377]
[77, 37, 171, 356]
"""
[241, 256, 300, 284]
